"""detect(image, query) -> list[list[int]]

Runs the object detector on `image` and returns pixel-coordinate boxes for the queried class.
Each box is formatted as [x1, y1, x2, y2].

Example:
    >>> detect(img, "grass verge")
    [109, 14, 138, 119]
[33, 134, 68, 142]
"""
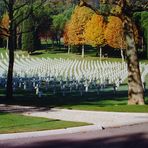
[0, 113, 89, 134]
[62, 103, 148, 113]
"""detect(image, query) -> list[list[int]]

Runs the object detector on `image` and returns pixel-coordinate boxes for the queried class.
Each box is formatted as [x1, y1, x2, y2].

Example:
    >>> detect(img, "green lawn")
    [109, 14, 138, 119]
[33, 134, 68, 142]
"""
[0, 87, 148, 113]
[1, 47, 148, 63]
[62, 98, 148, 113]
[0, 47, 123, 62]
[0, 113, 89, 134]
[29, 49, 125, 62]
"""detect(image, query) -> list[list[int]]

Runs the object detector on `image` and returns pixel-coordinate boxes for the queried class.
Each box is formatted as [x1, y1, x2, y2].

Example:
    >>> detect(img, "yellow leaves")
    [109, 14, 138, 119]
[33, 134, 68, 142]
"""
[111, 5, 122, 15]
[1, 13, 9, 28]
[64, 4, 95, 45]
[84, 14, 106, 47]
[0, 13, 9, 37]
[63, 3, 139, 50]
[104, 16, 126, 49]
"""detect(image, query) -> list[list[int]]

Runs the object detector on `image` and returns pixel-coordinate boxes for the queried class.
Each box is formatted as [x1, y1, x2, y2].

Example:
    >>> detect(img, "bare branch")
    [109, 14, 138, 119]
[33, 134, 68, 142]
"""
[2, 0, 9, 6]
[14, 9, 32, 28]
[13, 10, 24, 23]
[1, 0, 9, 10]
[16, 29, 34, 35]
[0, 33, 9, 37]
[14, 0, 47, 28]
[132, 2, 148, 13]
[0, 26, 9, 37]
[13, 0, 30, 11]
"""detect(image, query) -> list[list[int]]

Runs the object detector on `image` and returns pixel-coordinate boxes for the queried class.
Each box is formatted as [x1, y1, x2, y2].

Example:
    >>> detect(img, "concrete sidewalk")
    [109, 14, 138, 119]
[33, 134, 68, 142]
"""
[0, 125, 101, 140]
[24, 108, 148, 128]
[1, 106, 148, 140]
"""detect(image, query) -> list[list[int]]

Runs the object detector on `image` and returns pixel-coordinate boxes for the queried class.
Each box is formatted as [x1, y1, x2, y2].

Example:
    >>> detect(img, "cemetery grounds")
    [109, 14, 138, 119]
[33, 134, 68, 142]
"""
[0, 48, 148, 134]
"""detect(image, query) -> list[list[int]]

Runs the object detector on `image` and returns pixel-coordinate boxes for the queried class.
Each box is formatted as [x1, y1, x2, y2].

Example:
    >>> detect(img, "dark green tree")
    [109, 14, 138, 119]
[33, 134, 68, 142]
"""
[52, 5, 75, 46]
[21, 1, 52, 52]
[22, 14, 34, 53]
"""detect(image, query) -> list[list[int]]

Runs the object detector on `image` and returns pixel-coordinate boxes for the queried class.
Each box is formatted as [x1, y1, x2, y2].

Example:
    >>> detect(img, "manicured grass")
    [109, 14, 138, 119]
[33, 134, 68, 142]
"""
[0, 48, 8, 57]
[1, 87, 148, 113]
[62, 99, 148, 113]
[28, 49, 122, 62]
[0, 47, 122, 62]
[0, 113, 89, 134]
[1, 47, 148, 63]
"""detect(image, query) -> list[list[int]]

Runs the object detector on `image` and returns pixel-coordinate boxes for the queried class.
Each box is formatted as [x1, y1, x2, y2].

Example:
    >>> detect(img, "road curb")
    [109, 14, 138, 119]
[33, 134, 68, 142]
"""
[0, 125, 102, 140]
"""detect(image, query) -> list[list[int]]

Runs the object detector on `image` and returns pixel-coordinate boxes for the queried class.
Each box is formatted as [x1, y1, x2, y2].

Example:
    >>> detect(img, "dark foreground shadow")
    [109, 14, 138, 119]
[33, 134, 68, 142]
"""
[1, 132, 148, 148]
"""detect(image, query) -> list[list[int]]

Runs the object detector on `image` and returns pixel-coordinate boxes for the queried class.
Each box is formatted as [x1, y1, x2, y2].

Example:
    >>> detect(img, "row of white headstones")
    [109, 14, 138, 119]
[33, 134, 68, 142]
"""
[0, 52, 148, 97]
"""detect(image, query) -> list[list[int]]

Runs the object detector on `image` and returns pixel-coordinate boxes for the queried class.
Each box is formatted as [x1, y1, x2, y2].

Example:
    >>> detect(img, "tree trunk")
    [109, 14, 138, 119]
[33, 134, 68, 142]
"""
[52, 39, 54, 48]
[58, 38, 61, 49]
[6, 37, 9, 50]
[45, 39, 48, 51]
[13, 25, 17, 50]
[6, 2, 14, 99]
[68, 45, 71, 54]
[82, 44, 84, 58]
[120, 38, 124, 63]
[121, 49, 124, 63]
[124, 17, 145, 105]
[146, 29, 148, 59]
[6, 40, 14, 99]
[100, 46, 102, 61]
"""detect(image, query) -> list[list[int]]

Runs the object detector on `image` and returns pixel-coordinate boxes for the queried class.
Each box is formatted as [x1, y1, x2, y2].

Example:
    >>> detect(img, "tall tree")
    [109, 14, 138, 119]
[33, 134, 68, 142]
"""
[80, 0, 147, 104]
[84, 13, 106, 60]
[111, 0, 147, 105]
[104, 16, 126, 49]
[21, 2, 52, 52]
[65, 0, 95, 58]
[52, 5, 74, 46]
[104, 16, 126, 61]
[0, 12, 9, 48]
[21, 13, 34, 52]
[1, 0, 47, 99]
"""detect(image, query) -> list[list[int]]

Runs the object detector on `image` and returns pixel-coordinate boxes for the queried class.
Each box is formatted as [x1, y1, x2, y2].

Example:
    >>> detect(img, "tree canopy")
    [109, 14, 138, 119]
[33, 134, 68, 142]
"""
[84, 13, 106, 47]
[104, 16, 126, 49]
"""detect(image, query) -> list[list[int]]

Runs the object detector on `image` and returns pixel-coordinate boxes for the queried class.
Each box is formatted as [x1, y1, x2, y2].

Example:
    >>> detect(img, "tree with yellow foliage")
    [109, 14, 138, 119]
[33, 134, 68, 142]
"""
[104, 16, 126, 62]
[84, 13, 106, 60]
[65, 1, 95, 57]
[0, 13, 9, 36]
[0, 13, 9, 49]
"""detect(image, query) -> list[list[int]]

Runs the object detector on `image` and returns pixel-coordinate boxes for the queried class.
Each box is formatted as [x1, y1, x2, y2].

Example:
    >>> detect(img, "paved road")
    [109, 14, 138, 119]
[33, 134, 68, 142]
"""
[1, 122, 148, 148]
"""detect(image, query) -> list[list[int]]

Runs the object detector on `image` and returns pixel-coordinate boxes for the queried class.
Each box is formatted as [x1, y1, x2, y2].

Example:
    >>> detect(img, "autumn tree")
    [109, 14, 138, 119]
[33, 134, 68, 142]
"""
[82, 0, 147, 105]
[111, 0, 148, 105]
[65, 0, 95, 58]
[104, 16, 126, 62]
[0, 12, 9, 49]
[84, 13, 106, 60]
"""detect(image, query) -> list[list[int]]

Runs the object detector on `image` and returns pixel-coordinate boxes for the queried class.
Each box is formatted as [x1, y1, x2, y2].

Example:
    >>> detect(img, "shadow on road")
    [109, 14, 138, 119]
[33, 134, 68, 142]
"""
[1, 132, 148, 148]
